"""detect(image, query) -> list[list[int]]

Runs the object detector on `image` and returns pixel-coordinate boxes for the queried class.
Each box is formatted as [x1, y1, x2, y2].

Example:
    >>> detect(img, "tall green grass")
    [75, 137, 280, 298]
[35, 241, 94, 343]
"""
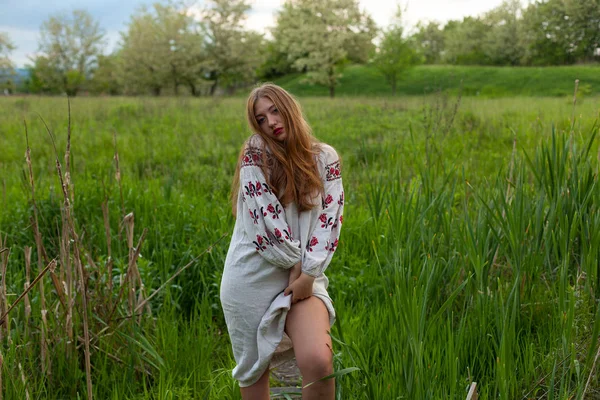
[0, 95, 599, 398]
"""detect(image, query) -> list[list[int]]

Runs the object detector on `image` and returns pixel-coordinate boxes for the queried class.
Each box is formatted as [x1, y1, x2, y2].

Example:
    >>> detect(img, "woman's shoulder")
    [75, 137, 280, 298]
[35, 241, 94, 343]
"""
[246, 134, 265, 149]
[315, 142, 342, 180]
[240, 135, 270, 168]
[316, 142, 341, 164]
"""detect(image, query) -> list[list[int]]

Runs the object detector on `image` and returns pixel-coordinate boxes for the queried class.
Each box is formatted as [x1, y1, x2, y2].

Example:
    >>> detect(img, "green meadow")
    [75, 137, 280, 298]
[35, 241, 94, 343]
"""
[1, 92, 600, 398]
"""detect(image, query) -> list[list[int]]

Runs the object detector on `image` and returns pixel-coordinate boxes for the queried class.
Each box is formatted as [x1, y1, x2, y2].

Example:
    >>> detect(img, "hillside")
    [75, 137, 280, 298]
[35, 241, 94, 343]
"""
[274, 64, 600, 97]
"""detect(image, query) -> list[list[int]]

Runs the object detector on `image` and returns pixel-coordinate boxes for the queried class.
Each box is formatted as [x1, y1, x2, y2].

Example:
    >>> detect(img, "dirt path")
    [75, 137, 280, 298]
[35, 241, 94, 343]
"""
[270, 358, 302, 399]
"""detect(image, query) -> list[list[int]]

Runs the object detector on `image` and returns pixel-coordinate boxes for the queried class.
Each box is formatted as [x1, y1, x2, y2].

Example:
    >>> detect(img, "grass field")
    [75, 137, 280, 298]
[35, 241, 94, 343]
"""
[1, 93, 600, 399]
[275, 64, 600, 98]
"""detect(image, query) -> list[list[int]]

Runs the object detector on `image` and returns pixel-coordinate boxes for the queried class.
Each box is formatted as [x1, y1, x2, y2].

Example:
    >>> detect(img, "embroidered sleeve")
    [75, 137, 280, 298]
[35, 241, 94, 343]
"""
[302, 150, 344, 278]
[239, 145, 302, 269]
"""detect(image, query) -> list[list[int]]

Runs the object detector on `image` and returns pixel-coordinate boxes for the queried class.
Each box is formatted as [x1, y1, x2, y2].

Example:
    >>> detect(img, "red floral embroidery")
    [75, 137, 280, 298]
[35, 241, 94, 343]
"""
[322, 194, 334, 209]
[306, 236, 319, 252]
[262, 182, 273, 195]
[284, 226, 292, 240]
[249, 209, 259, 224]
[253, 233, 275, 251]
[333, 215, 340, 229]
[325, 160, 341, 181]
[244, 181, 262, 198]
[253, 235, 266, 251]
[340, 215, 343, 224]
[319, 213, 334, 228]
[268, 203, 282, 219]
[325, 238, 339, 252]
[261, 203, 282, 219]
[273, 228, 284, 243]
[266, 230, 277, 244]
[241, 147, 263, 167]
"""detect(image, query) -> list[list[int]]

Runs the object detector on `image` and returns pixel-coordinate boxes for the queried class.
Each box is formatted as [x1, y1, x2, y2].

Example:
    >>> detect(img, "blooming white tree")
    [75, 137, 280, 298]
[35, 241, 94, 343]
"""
[273, 0, 376, 97]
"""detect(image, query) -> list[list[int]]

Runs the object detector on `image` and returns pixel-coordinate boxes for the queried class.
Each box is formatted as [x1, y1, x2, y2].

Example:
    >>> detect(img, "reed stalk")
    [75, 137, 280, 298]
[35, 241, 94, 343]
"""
[24, 120, 49, 376]
[0, 240, 8, 341]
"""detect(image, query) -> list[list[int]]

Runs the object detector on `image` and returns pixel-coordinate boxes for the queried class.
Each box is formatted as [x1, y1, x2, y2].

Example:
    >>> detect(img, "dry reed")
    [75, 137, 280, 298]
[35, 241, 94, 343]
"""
[18, 362, 30, 400]
[0, 351, 3, 400]
[24, 247, 31, 341]
[0, 239, 8, 341]
[24, 120, 49, 376]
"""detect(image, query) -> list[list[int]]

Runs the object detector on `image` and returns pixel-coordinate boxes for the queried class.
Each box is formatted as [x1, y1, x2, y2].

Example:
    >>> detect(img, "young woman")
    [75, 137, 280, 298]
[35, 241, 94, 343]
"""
[220, 83, 344, 399]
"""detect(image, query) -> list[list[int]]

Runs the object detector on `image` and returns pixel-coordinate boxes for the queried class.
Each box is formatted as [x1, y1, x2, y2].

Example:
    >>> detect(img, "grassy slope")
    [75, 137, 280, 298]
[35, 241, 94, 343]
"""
[274, 64, 600, 97]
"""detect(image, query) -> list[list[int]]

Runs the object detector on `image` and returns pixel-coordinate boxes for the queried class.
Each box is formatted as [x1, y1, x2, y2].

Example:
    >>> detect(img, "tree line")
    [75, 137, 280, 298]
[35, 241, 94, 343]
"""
[0, 0, 599, 97]
[413, 0, 600, 66]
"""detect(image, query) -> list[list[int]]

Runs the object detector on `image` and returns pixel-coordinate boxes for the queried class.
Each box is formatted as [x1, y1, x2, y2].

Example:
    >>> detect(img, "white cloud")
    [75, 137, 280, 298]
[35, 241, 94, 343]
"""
[249, 0, 285, 12]
[246, 8, 277, 36]
[402, 0, 517, 28]
[104, 30, 121, 54]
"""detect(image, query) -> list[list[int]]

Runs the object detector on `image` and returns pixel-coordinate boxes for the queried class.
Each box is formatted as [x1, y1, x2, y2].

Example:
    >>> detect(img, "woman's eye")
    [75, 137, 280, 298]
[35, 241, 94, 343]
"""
[257, 118, 265, 124]
[273, 108, 278, 113]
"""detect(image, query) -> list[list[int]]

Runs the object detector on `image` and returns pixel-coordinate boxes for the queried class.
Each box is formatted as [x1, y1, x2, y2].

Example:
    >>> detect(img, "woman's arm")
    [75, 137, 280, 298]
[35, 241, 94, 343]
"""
[301, 148, 344, 278]
[239, 144, 302, 269]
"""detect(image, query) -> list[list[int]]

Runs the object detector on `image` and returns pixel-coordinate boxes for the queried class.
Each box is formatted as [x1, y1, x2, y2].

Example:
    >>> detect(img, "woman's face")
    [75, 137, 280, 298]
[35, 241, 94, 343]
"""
[254, 96, 286, 142]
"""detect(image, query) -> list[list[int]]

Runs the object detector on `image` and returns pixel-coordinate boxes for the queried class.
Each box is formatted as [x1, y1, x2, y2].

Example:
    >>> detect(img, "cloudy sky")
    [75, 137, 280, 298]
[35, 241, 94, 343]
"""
[1, 0, 519, 68]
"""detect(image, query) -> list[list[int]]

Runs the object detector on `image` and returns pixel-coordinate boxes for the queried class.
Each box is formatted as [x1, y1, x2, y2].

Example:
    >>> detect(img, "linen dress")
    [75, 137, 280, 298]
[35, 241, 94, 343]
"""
[220, 134, 344, 387]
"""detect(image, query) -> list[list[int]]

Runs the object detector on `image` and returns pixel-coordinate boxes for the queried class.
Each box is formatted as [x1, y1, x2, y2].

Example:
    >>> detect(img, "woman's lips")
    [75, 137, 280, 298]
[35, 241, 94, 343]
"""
[274, 127, 283, 136]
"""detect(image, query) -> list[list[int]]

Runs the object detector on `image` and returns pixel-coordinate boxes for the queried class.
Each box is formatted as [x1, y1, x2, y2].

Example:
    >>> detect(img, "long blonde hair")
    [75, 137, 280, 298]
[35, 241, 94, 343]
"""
[231, 83, 323, 215]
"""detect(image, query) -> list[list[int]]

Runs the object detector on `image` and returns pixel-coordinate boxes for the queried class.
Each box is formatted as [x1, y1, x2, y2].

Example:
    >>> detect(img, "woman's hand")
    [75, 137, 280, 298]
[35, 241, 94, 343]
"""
[284, 272, 315, 304]
[288, 262, 302, 286]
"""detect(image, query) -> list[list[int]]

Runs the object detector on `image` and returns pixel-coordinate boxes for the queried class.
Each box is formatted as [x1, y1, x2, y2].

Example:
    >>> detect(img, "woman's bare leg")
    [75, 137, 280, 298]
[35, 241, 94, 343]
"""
[285, 296, 334, 400]
[240, 367, 270, 400]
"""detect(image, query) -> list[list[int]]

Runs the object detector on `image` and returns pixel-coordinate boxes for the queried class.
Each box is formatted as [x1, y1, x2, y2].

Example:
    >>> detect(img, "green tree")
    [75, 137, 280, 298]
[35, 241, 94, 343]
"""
[412, 21, 445, 64]
[0, 32, 16, 93]
[442, 17, 490, 65]
[520, 0, 575, 65]
[33, 9, 106, 95]
[202, 0, 264, 95]
[481, 0, 525, 65]
[119, 8, 169, 95]
[520, 0, 600, 65]
[26, 56, 64, 94]
[88, 54, 121, 95]
[562, 0, 600, 62]
[344, 12, 377, 64]
[154, 2, 209, 96]
[257, 39, 294, 80]
[273, 0, 376, 98]
[373, 11, 420, 95]
[119, 2, 207, 96]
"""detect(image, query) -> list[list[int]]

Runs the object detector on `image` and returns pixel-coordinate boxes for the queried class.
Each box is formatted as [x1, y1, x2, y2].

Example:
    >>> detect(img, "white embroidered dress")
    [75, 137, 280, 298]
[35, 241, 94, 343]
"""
[220, 135, 344, 387]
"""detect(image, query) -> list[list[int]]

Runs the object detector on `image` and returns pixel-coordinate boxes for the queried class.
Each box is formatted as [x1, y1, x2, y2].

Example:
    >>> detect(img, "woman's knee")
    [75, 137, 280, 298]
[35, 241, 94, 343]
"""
[296, 347, 333, 379]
